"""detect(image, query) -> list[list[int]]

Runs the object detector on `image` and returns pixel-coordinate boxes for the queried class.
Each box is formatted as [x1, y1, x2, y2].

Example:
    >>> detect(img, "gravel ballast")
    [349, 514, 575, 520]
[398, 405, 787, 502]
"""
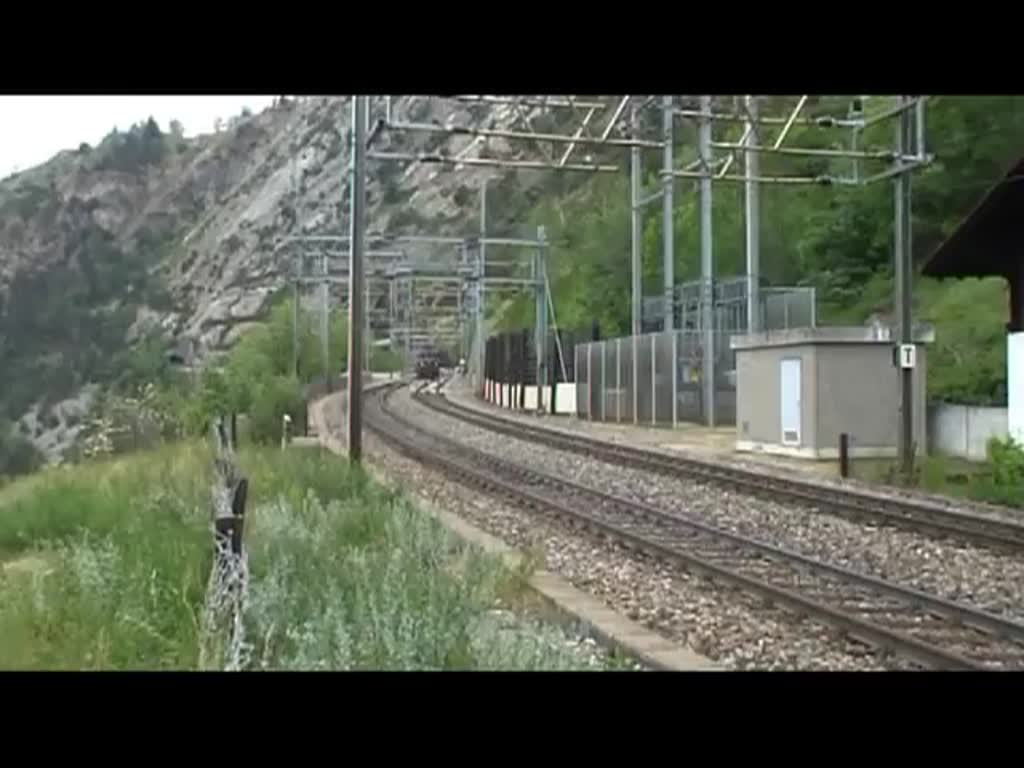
[446, 380, 1024, 527]
[387, 385, 1024, 625]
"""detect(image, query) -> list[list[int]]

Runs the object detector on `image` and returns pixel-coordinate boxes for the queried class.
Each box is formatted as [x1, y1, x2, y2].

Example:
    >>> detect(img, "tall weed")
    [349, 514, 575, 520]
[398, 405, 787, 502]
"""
[240, 492, 596, 670]
[0, 444, 211, 669]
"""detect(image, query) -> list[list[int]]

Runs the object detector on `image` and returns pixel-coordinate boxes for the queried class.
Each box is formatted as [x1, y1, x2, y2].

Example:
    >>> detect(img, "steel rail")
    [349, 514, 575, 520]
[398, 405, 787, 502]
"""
[417, 392, 1024, 554]
[363, 383, 1024, 670]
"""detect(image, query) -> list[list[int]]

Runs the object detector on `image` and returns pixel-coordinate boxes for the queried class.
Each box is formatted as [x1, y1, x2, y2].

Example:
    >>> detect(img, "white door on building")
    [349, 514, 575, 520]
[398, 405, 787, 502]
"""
[780, 358, 802, 445]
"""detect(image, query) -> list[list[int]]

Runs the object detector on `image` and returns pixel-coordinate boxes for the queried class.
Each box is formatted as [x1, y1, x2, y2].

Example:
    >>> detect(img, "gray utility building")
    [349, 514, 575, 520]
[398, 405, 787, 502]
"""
[732, 326, 933, 459]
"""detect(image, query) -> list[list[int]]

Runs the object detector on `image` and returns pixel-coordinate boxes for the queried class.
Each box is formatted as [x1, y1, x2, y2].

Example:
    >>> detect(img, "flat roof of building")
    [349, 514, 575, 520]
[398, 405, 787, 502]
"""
[731, 325, 935, 350]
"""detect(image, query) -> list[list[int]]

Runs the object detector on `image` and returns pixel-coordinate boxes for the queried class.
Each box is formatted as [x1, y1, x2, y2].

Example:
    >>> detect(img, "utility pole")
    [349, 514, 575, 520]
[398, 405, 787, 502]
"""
[699, 95, 715, 427]
[291, 150, 301, 379]
[348, 95, 367, 463]
[478, 181, 488, 395]
[895, 95, 914, 475]
[630, 100, 642, 337]
[535, 226, 549, 413]
[321, 250, 329, 389]
[293, 258, 300, 378]
[365, 277, 371, 376]
[744, 95, 761, 333]
[662, 96, 674, 332]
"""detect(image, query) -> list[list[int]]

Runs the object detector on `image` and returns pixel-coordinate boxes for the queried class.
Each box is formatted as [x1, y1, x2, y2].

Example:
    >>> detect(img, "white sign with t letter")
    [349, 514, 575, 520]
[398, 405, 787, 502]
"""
[898, 344, 916, 370]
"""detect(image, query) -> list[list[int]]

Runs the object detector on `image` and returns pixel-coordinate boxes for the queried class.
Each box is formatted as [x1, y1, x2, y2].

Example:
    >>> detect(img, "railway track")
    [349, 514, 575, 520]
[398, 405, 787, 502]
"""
[366, 381, 1024, 670]
[414, 388, 1024, 553]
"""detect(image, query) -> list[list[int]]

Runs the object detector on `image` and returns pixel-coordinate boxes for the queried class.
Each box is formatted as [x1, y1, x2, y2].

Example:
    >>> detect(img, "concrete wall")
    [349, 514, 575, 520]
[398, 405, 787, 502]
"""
[735, 344, 817, 450]
[483, 380, 576, 415]
[815, 344, 927, 457]
[928, 403, 1007, 461]
[1010, 333, 1024, 443]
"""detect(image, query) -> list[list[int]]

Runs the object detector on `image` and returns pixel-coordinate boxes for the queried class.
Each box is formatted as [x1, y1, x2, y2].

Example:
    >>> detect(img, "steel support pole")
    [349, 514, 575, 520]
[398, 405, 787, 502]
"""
[601, 342, 607, 421]
[651, 335, 657, 425]
[745, 95, 761, 334]
[700, 96, 716, 427]
[672, 331, 679, 429]
[389, 278, 396, 349]
[478, 183, 488, 395]
[895, 96, 914, 475]
[630, 102, 642, 337]
[293, 271, 300, 378]
[535, 227, 549, 414]
[321, 250, 329, 389]
[456, 271, 463, 360]
[365, 276, 371, 374]
[347, 95, 367, 463]
[587, 344, 593, 420]
[663, 96, 675, 332]
[633, 333, 638, 425]
[616, 338, 622, 422]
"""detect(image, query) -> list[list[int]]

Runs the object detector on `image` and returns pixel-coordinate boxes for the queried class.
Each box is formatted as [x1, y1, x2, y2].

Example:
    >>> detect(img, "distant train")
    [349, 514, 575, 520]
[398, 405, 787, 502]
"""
[414, 353, 441, 381]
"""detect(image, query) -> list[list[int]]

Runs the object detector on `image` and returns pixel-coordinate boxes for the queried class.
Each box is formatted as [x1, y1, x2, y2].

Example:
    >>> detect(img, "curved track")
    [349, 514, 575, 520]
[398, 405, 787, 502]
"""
[415, 388, 1024, 553]
[365, 381, 1024, 670]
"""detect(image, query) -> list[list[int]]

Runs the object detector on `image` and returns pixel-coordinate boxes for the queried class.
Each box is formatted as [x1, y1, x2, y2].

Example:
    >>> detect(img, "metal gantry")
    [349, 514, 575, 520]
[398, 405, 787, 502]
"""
[343, 96, 930, 469]
[274, 231, 547, 379]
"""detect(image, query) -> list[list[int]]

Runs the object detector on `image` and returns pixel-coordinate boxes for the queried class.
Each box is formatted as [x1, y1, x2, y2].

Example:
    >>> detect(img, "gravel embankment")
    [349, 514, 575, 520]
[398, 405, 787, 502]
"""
[388, 387, 1024, 625]
[327, 389, 914, 670]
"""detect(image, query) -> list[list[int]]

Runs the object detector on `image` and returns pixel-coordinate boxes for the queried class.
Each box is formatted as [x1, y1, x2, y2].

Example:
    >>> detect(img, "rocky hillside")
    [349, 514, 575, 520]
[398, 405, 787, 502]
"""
[0, 96, 602, 459]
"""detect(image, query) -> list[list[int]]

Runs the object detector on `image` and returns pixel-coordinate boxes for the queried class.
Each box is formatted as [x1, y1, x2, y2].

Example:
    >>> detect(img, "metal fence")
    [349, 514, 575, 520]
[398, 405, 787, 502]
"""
[484, 324, 600, 412]
[575, 329, 738, 426]
[643, 276, 816, 334]
[600, 277, 816, 426]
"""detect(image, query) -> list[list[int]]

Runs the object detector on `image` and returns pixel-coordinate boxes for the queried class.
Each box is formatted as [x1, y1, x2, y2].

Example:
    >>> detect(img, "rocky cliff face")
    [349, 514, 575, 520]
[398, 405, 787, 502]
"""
[0, 96, 600, 458]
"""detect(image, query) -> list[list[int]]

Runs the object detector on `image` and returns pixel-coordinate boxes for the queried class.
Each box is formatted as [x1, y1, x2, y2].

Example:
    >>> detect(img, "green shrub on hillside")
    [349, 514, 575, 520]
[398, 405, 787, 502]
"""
[370, 347, 404, 373]
[248, 376, 305, 444]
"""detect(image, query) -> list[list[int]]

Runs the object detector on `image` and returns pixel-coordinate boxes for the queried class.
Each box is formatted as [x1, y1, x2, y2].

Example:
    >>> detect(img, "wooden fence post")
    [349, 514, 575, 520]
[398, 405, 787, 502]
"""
[204, 415, 250, 669]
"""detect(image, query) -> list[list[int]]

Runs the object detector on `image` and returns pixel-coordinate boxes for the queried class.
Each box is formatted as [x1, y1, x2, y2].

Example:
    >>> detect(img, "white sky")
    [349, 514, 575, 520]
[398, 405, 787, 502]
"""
[0, 96, 278, 178]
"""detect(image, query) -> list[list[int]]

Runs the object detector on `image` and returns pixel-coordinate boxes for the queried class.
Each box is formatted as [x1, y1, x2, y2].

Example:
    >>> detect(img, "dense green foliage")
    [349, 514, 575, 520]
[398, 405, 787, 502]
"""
[500, 96, 1024, 405]
[370, 346, 405, 374]
[109, 296, 350, 447]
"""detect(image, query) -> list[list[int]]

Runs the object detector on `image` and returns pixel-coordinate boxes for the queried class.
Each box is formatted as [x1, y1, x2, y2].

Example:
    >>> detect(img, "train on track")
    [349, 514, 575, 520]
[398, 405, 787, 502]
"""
[414, 353, 441, 380]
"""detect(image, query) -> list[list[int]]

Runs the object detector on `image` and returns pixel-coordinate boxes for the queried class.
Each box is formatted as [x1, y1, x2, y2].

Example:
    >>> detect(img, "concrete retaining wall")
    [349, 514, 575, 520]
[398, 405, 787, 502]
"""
[928, 403, 1007, 462]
